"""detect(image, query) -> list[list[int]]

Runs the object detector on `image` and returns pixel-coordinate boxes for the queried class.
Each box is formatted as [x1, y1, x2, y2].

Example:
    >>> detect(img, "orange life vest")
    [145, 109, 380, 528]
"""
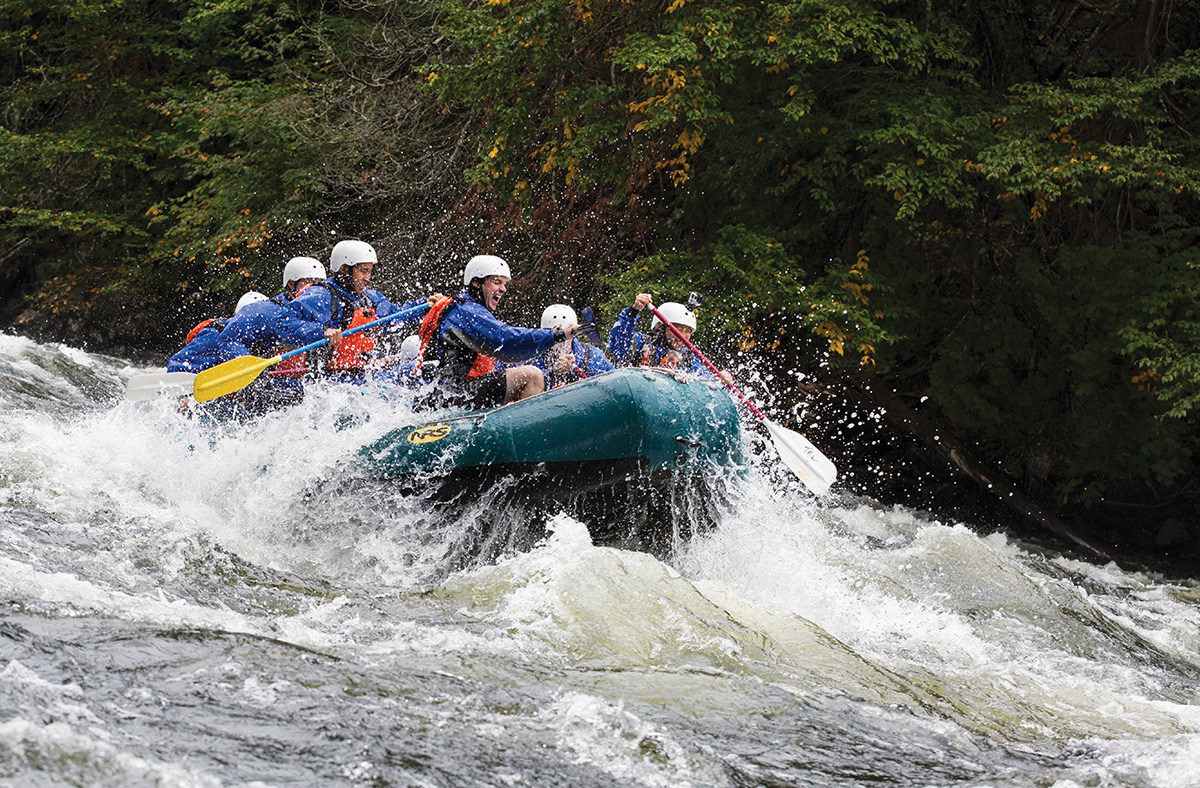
[271, 353, 308, 378]
[641, 334, 687, 370]
[330, 306, 377, 371]
[418, 296, 495, 378]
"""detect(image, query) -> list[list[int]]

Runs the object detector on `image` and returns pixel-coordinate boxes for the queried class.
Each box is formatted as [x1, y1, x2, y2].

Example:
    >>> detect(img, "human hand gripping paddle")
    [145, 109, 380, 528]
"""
[648, 304, 838, 495]
[190, 302, 431, 403]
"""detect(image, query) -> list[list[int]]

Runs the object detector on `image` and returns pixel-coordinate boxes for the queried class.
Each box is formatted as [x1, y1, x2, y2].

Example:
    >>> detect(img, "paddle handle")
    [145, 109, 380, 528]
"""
[648, 305, 766, 421]
[278, 302, 430, 362]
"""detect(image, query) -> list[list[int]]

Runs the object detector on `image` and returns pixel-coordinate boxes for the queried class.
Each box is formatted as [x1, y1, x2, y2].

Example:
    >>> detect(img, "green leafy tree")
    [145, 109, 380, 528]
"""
[0, 0, 466, 338]
[431, 0, 1200, 523]
[7, 0, 1200, 537]
[429, 0, 983, 364]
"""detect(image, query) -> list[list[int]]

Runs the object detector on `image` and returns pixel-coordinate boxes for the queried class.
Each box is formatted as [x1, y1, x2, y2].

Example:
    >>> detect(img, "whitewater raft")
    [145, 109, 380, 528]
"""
[356, 368, 747, 554]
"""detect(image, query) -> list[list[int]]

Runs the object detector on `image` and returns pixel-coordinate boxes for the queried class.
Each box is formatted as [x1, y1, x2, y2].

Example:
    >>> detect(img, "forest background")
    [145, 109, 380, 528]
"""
[3, 0, 1200, 560]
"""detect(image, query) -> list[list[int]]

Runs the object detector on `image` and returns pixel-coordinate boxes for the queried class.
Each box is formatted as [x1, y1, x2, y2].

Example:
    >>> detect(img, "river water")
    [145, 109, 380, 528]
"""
[1, 332, 1199, 787]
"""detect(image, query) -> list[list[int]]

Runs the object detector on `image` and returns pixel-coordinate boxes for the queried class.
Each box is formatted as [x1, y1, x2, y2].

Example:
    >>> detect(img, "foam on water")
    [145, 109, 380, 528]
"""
[679, 494, 1200, 752]
[3, 336, 1200, 786]
[546, 691, 732, 788]
[0, 662, 247, 788]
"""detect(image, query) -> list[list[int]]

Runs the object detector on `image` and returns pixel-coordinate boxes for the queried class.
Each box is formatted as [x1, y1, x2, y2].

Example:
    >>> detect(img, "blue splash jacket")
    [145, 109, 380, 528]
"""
[167, 299, 326, 373]
[607, 307, 716, 381]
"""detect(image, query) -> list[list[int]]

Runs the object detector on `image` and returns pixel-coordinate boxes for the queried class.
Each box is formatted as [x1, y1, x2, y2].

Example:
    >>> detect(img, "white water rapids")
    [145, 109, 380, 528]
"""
[1, 332, 1199, 787]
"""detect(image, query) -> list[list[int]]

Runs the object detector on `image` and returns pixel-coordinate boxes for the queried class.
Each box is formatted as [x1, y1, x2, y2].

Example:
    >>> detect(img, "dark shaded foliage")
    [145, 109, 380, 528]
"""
[5, 0, 1200, 545]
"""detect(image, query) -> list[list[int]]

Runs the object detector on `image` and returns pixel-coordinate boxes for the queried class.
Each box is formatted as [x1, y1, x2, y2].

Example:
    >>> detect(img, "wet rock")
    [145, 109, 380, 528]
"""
[1155, 518, 1195, 547]
[3, 271, 215, 364]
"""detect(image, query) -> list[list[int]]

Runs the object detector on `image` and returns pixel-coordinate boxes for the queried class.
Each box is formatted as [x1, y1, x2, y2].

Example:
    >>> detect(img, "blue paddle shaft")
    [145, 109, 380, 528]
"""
[278, 302, 430, 362]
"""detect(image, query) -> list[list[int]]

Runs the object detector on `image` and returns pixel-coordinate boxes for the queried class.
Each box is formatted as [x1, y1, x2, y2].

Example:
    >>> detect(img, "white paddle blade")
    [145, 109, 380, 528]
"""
[125, 372, 196, 401]
[763, 418, 837, 495]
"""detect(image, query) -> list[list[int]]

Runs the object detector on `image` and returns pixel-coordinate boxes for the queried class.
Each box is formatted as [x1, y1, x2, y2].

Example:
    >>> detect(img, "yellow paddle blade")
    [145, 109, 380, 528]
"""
[193, 354, 282, 403]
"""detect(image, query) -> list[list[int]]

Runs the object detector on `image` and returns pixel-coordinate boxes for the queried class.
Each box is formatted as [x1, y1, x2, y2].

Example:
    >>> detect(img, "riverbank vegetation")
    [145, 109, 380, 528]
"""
[4, 0, 1200, 555]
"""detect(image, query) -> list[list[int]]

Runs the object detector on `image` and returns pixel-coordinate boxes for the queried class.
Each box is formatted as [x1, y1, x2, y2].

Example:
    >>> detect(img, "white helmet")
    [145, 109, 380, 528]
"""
[330, 240, 377, 274]
[462, 254, 511, 285]
[235, 291, 268, 313]
[540, 304, 578, 330]
[282, 256, 326, 288]
[398, 334, 421, 364]
[650, 301, 697, 332]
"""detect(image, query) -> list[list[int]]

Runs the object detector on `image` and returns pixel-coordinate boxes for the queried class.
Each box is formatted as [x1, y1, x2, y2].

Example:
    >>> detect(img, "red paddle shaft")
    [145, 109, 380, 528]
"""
[649, 305, 766, 421]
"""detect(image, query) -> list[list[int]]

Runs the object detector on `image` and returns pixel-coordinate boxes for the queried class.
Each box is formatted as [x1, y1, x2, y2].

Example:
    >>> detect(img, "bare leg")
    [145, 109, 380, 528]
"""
[504, 365, 545, 402]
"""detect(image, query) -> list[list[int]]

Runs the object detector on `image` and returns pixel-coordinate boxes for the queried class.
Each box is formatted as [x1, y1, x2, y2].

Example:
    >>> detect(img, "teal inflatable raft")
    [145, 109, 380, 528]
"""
[356, 368, 747, 555]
